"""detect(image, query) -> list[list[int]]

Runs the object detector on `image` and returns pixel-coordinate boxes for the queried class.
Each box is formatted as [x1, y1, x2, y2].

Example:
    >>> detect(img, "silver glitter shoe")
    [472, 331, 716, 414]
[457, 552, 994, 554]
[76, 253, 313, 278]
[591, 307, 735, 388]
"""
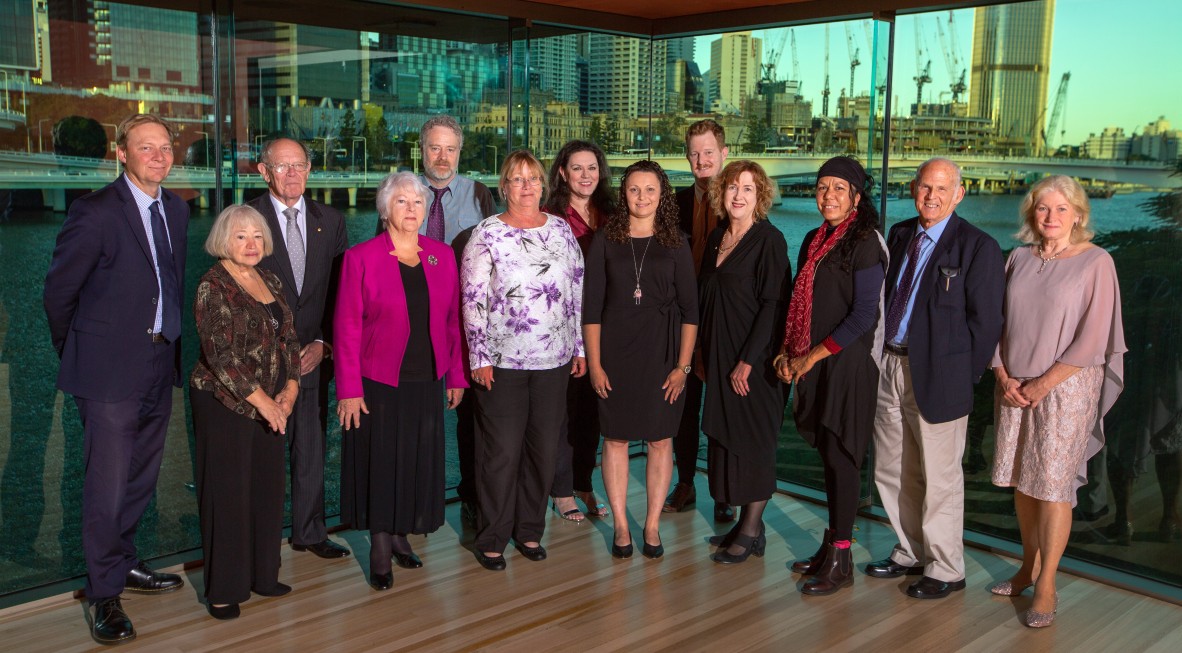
[1021, 594, 1059, 628]
[989, 579, 1032, 596]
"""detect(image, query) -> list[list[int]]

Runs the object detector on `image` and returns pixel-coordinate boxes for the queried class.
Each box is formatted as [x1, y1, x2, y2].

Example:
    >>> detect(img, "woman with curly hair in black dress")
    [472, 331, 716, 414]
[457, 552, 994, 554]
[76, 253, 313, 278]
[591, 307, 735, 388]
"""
[583, 160, 699, 559]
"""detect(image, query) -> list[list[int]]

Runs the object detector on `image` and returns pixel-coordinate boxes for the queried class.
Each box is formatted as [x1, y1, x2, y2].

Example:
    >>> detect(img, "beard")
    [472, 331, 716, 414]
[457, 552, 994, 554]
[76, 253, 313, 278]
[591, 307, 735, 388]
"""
[424, 160, 457, 183]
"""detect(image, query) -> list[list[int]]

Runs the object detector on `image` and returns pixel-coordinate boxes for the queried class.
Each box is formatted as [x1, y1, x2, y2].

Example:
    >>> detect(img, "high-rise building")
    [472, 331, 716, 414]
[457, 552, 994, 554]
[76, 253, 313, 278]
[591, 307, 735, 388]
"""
[586, 34, 665, 118]
[0, 0, 39, 70]
[664, 36, 698, 113]
[707, 31, 760, 115]
[969, 0, 1055, 155]
[513, 33, 579, 104]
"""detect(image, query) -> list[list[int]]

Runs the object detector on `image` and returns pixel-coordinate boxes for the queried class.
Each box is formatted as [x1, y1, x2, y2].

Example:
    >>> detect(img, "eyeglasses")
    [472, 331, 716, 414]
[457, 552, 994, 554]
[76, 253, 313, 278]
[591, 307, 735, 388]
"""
[508, 176, 542, 188]
[267, 162, 310, 175]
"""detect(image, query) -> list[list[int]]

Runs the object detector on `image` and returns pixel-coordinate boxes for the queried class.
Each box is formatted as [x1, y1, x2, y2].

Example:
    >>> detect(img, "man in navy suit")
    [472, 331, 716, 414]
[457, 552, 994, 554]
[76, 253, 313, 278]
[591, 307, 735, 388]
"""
[44, 114, 189, 644]
[864, 158, 1004, 599]
[249, 138, 350, 559]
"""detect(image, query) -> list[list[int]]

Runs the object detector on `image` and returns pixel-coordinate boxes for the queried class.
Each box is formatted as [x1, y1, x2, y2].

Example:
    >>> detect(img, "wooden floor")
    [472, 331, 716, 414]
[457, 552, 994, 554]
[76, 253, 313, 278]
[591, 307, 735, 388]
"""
[3, 459, 1181, 652]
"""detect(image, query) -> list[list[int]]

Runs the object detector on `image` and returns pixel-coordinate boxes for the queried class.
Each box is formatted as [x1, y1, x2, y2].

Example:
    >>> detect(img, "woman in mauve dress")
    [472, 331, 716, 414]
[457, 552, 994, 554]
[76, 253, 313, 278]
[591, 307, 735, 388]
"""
[989, 175, 1126, 628]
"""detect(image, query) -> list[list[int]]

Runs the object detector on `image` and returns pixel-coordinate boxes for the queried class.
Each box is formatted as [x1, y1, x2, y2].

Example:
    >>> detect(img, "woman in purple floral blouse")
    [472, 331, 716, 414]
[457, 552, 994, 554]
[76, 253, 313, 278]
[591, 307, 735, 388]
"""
[460, 149, 586, 571]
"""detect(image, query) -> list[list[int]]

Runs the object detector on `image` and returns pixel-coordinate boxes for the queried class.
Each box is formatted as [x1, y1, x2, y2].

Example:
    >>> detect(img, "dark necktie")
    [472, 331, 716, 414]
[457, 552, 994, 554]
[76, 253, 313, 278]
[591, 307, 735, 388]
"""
[884, 231, 927, 343]
[283, 207, 305, 295]
[149, 201, 181, 342]
[427, 186, 448, 242]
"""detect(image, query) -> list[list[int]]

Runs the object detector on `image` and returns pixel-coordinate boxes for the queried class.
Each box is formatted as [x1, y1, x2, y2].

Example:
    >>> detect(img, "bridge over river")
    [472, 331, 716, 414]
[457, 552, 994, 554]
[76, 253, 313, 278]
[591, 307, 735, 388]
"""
[1, 151, 1175, 212]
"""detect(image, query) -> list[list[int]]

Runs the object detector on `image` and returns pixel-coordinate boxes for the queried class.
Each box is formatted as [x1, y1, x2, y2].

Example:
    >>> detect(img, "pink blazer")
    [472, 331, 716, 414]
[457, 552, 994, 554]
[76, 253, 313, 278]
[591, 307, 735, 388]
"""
[334, 232, 466, 399]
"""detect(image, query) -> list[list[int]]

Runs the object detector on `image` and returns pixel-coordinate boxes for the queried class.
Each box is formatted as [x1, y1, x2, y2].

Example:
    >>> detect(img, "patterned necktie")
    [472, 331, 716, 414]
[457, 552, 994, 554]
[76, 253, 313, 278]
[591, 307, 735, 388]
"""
[427, 186, 448, 242]
[283, 206, 305, 295]
[884, 231, 927, 343]
[149, 201, 181, 342]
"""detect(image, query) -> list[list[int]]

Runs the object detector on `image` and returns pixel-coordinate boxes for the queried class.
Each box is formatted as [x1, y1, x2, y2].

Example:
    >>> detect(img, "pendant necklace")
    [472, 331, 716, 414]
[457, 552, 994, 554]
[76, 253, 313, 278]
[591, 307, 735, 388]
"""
[630, 235, 653, 305]
[1036, 242, 1068, 274]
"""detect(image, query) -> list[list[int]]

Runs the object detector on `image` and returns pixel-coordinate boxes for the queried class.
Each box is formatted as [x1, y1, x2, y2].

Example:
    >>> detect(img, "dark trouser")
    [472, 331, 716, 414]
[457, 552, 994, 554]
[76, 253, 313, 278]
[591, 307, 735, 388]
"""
[288, 378, 326, 545]
[74, 340, 174, 602]
[817, 427, 867, 542]
[672, 374, 704, 485]
[192, 389, 285, 604]
[473, 365, 570, 553]
[455, 390, 478, 504]
[551, 373, 600, 497]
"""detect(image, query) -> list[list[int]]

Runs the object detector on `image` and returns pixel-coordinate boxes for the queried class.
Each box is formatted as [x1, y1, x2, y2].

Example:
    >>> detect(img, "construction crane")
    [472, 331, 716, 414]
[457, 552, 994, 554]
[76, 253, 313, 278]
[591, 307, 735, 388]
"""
[914, 20, 932, 112]
[1045, 72, 1071, 155]
[790, 29, 800, 84]
[845, 23, 861, 100]
[822, 25, 831, 117]
[761, 29, 789, 88]
[935, 11, 967, 103]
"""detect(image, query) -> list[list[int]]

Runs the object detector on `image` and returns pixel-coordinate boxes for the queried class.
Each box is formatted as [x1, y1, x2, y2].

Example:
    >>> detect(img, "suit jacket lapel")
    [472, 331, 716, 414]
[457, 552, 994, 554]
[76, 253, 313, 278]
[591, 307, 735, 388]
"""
[913, 213, 961, 309]
[259, 196, 299, 295]
[304, 199, 325, 283]
[884, 221, 916, 303]
[116, 182, 154, 266]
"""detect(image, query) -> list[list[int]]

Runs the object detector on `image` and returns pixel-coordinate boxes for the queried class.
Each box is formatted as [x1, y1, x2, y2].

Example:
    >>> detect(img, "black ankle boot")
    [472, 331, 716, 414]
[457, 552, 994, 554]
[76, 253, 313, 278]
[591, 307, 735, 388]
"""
[791, 528, 832, 575]
[800, 544, 853, 595]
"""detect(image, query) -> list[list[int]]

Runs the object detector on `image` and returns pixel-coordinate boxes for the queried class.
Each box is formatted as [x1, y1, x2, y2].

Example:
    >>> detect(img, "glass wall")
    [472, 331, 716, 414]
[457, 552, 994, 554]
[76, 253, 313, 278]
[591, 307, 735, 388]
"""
[881, 1, 1182, 587]
[0, 0, 1179, 602]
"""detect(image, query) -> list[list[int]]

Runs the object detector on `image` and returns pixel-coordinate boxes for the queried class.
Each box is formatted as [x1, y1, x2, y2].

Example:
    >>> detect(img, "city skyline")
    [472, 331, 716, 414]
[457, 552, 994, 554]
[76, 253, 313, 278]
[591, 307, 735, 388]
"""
[695, 0, 1180, 147]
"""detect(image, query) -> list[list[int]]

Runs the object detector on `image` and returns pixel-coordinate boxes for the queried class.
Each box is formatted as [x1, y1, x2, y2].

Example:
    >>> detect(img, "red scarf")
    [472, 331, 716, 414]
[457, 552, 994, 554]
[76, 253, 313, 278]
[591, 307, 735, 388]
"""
[782, 212, 857, 357]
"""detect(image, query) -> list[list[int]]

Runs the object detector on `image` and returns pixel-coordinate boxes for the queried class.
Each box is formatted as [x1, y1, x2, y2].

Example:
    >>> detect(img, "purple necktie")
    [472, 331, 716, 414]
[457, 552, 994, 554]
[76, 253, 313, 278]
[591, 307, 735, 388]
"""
[427, 186, 448, 242]
[884, 231, 927, 343]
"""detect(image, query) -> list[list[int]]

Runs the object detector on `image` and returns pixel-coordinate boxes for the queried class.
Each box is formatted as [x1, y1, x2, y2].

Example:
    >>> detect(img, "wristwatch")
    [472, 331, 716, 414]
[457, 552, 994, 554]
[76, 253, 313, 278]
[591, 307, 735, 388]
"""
[681, 364, 692, 374]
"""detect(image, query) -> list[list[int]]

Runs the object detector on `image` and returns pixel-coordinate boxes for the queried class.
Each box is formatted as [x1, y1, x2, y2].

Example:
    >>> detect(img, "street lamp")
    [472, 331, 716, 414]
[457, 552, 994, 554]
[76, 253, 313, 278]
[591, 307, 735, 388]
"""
[37, 118, 51, 153]
[351, 136, 367, 178]
[101, 122, 119, 173]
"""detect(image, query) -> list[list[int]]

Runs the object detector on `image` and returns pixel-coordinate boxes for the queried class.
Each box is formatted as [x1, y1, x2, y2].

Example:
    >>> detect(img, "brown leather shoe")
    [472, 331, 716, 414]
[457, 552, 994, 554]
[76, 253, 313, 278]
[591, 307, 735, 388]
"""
[791, 529, 831, 575]
[662, 482, 696, 513]
[800, 544, 854, 595]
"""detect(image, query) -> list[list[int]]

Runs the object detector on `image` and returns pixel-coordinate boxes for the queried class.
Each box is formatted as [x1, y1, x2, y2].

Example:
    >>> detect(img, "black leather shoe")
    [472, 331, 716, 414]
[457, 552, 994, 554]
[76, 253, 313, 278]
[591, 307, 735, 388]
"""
[906, 575, 967, 599]
[90, 597, 135, 645]
[513, 541, 547, 562]
[393, 551, 423, 569]
[206, 602, 240, 620]
[642, 541, 664, 559]
[708, 523, 740, 548]
[475, 551, 506, 571]
[292, 539, 351, 559]
[124, 561, 184, 594]
[714, 503, 736, 523]
[369, 571, 394, 590]
[461, 501, 479, 528]
[253, 582, 291, 597]
[663, 482, 696, 513]
[612, 531, 633, 559]
[864, 558, 925, 578]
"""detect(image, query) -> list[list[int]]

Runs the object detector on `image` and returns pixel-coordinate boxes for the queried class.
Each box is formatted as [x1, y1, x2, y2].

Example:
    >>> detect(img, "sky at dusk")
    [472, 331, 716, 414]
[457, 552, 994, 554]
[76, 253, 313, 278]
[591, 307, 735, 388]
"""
[695, 0, 1181, 146]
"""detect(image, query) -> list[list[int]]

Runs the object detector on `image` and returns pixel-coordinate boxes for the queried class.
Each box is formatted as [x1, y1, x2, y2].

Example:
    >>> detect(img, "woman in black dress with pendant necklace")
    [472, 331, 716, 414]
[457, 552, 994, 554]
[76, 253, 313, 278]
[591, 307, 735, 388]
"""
[583, 160, 698, 559]
[698, 161, 791, 563]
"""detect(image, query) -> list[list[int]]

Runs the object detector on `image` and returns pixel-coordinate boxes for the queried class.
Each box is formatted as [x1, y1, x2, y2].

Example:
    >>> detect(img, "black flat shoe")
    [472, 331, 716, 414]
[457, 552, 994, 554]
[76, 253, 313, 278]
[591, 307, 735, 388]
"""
[125, 561, 184, 594]
[475, 551, 506, 571]
[513, 541, 548, 562]
[207, 602, 241, 620]
[292, 539, 351, 559]
[368, 571, 394, 591]
[711, 528, 765, 564]
[906, 576, 967, 599]
[253, 582, 292, 597]
[393, 552, 423, 569]
[864, 558, 925, 578]
[90, 597, 135, 644]
[708, 523, 740, 548]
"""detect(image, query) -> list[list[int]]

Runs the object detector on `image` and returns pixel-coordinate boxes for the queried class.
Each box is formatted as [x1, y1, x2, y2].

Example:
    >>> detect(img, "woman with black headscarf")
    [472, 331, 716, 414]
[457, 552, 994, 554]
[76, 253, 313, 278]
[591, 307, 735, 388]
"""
[776, 156, 887, 595]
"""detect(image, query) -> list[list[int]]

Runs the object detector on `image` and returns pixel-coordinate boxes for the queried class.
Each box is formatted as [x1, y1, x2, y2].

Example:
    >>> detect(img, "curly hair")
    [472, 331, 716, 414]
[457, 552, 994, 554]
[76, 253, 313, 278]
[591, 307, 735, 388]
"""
[709, 160, 775, 221]
[603, 160, 683, 249]
[543, 140, 615, 220]
[816, 157, 880, 271]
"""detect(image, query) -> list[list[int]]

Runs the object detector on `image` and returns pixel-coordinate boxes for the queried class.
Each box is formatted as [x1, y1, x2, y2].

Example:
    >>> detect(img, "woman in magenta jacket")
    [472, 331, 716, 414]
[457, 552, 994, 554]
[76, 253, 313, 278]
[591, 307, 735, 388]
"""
[334, 171, 466, 591]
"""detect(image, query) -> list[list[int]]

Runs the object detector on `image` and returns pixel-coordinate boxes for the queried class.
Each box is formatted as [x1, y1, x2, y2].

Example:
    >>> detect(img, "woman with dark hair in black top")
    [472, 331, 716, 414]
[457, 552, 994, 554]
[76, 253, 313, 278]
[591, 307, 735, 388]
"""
[776, 156, 887, 595]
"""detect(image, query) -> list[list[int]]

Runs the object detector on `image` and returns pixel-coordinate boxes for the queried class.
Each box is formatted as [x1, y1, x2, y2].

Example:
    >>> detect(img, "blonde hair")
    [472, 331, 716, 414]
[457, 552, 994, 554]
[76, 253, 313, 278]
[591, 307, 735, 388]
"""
[205, 204, 274, 258]
[116, 114, 175, 148]
[1016, 175, 1094, 245]
[498, 149, 548, 206]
